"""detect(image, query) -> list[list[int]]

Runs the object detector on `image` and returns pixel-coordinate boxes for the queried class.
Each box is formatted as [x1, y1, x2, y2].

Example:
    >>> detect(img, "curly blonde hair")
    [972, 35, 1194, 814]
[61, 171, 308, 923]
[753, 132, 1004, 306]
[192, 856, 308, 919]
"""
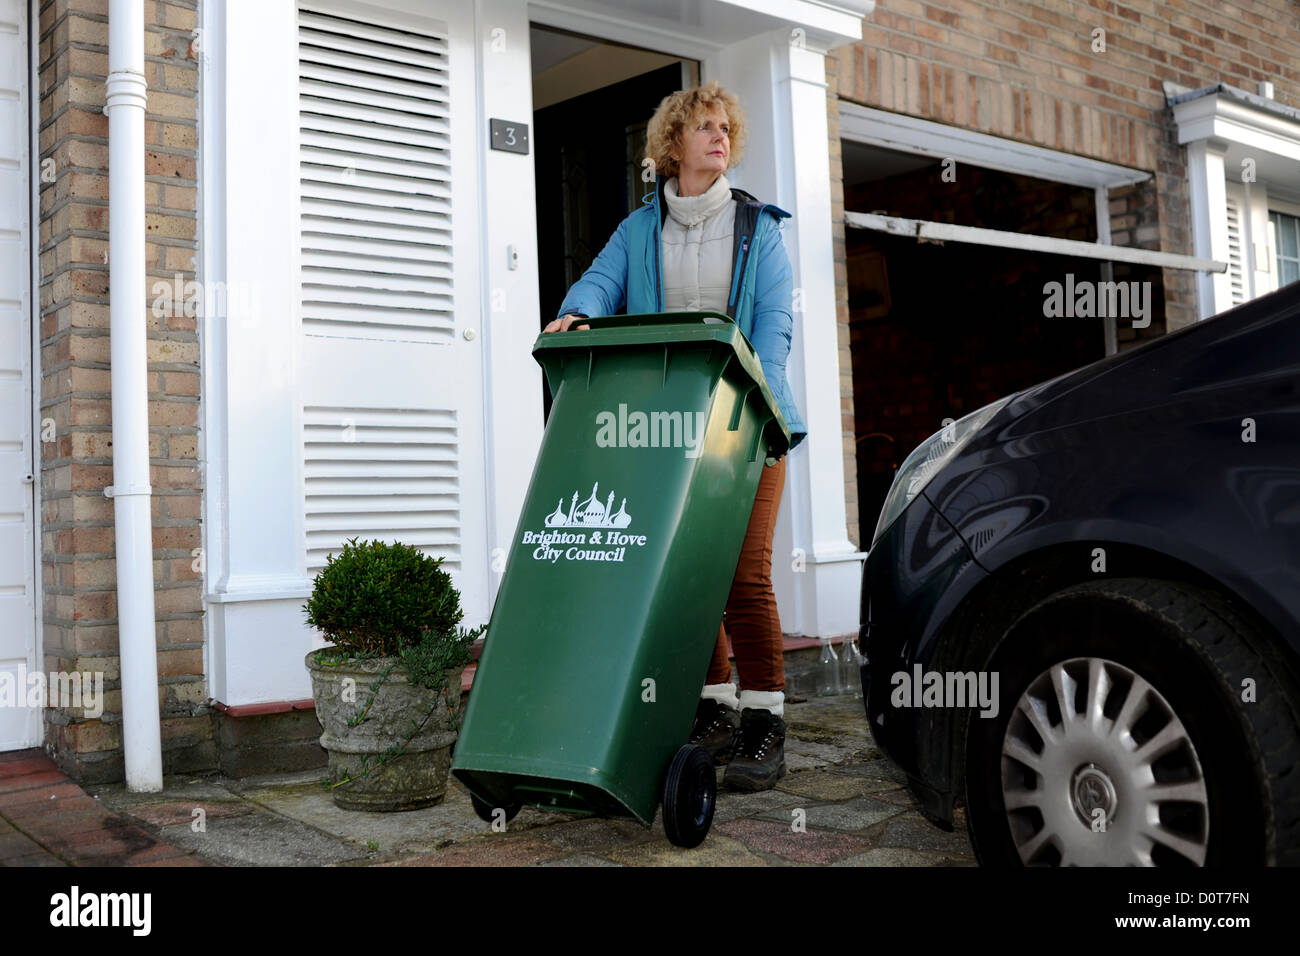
[644, 80, 748, 181]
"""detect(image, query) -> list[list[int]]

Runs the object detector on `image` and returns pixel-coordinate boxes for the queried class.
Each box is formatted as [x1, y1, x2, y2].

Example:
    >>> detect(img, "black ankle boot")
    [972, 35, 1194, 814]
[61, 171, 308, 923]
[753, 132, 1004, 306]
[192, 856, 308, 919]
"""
[723, 708, 786, 791]
[688, 698, 740, 765]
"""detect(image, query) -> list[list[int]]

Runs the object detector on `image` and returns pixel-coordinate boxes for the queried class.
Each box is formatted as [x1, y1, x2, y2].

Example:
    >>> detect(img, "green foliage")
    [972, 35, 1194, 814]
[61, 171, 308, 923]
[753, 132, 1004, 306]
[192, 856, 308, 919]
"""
[303, 537, 471, 657]
[399, 630, 477, 691]
[305, 538, 482, 795]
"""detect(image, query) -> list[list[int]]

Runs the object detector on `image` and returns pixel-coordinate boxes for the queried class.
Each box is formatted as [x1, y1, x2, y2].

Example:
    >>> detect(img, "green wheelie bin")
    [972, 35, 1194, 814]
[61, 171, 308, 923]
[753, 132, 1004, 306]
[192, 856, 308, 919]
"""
[450, 311, 792, 848]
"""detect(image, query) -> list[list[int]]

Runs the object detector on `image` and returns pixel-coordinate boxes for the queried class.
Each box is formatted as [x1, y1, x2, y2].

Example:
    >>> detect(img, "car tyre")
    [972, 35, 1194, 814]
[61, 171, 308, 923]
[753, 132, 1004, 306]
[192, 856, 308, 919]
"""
[965, 578, 1300, 866]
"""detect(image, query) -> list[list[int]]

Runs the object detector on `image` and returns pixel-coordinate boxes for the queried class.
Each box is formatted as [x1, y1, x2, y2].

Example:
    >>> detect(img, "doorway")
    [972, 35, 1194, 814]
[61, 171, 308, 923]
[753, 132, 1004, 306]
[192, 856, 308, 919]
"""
[531, 26, 698, 326]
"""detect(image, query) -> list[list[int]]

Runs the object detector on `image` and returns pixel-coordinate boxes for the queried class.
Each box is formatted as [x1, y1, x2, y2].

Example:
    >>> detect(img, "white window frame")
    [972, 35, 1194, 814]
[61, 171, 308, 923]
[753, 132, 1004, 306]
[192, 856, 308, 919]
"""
[1269, 203, 1300, 290]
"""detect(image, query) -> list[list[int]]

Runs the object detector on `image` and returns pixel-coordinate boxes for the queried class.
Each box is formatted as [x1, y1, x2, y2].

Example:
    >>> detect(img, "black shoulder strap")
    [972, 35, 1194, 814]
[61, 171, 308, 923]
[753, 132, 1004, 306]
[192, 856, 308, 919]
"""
[727, 188, 763, 319]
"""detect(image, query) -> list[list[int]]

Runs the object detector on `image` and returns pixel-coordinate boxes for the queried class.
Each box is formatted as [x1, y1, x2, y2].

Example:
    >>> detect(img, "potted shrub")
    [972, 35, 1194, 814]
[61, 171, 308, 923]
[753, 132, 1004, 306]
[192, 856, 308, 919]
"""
[302, 537, 479, 811]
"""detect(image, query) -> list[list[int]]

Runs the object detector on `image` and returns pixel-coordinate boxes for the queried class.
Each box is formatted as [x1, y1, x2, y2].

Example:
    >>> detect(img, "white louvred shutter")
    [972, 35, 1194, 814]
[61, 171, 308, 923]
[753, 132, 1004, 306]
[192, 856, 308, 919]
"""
[298, 8, 454, 344]
[294, 1, 487, 624]
[303, 406, 460, 575]
[1224, 192, 1246, 306]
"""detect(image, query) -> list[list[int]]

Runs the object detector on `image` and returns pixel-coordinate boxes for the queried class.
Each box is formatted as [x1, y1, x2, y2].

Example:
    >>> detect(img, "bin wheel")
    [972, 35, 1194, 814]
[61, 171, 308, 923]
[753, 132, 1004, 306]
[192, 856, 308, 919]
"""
[662, 744, 716, 848]
[470, 791, 522, 825]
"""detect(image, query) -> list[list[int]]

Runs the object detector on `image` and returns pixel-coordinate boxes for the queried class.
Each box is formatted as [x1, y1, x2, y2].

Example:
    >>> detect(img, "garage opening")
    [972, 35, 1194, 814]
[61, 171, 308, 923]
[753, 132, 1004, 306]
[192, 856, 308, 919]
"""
[843, 143, 1165, 534]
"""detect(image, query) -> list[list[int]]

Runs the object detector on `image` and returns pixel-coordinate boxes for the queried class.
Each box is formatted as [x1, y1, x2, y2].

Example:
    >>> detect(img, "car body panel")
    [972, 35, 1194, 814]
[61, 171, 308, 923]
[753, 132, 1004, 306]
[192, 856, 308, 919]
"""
[860, 281, 1300, 822]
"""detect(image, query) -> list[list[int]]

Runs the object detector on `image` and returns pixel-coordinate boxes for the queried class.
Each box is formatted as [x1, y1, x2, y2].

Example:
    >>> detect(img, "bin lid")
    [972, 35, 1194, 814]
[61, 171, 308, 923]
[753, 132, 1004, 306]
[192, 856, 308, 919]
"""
[532, 311, 793, 459]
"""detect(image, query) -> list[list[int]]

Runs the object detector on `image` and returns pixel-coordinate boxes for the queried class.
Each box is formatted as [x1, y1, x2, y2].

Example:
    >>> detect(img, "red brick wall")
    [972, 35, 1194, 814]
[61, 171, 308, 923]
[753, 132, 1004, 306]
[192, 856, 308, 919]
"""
[37, 0, 209, 783]
[837, 0, 1300, 326]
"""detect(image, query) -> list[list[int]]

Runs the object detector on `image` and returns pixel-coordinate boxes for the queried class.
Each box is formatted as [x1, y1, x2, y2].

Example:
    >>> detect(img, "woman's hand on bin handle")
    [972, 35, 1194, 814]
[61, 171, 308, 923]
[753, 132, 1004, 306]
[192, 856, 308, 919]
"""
[543, 313, 590, 333]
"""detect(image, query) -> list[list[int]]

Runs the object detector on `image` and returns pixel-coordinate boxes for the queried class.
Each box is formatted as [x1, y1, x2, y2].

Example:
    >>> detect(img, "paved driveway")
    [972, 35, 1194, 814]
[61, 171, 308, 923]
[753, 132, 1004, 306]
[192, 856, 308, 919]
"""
[90, 694, 975, 867]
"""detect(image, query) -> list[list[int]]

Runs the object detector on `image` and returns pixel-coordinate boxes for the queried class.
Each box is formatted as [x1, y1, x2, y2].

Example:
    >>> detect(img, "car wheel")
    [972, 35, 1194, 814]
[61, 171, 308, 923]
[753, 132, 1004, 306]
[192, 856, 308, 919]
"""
[965, 578, 1300, 866]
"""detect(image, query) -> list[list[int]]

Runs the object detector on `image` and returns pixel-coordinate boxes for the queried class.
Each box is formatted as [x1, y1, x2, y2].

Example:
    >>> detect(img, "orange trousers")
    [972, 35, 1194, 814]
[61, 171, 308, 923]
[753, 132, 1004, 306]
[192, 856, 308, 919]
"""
[706, 456, 787, 692]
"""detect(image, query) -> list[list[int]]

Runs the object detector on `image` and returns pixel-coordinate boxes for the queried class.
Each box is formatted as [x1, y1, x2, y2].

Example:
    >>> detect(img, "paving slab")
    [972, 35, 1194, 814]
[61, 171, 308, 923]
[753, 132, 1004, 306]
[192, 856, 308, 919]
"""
[775, 769, 883, 801]
[828, 757, 909, 784]
[537, 852, 624, 867]
[871, 787, 922, 807]
[94, 778, 249, 810]
[875, 812, 976, 857]
[383, 836, 564, 867]
[715, 817, 873, 864]
[759, 795, 905, 833]
[0, 829, 59, 864]
[121, 800, 258, 829]
[831, 846, 974, 867]
[605, 832, 768, 867]
[158, 809, 365, 867]
[784, 738, 860, 771]
[711, 782, 807, 823]
[535, 816, 657, 852]
[2, 851, 68, 866]
[233, 773, 568, 857]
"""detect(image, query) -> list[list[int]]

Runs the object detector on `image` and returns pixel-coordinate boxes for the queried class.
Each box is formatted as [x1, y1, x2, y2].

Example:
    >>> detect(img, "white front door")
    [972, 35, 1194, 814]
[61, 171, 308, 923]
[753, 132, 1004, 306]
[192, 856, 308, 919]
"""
[297, 0, 489, 622]
[0, 0, 39, 750]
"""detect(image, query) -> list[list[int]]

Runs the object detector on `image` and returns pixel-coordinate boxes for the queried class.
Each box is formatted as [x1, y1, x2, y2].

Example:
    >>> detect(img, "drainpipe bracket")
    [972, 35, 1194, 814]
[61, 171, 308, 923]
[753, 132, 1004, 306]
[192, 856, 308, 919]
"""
[104, 483, 153, 498]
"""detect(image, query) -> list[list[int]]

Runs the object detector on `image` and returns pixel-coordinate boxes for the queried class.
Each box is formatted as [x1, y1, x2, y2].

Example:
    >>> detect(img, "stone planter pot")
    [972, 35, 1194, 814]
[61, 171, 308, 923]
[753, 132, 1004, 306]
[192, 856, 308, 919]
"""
[306, 651, 463, 812]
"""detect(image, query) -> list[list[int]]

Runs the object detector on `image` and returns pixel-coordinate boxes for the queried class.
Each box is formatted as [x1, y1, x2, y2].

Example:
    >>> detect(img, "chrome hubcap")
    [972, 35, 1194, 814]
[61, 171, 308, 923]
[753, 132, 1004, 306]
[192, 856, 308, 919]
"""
[1000, 657, 1210, 865]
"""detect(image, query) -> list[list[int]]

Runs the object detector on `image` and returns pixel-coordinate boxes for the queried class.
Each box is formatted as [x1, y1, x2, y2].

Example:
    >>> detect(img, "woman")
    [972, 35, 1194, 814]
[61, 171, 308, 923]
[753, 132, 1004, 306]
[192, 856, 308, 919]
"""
[545, 81, 807, 791]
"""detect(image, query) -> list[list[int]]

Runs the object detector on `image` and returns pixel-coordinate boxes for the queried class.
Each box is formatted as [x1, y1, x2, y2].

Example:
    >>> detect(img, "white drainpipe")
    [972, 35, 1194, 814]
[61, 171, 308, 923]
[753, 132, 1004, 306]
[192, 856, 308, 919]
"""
[105, 0, 163, 791]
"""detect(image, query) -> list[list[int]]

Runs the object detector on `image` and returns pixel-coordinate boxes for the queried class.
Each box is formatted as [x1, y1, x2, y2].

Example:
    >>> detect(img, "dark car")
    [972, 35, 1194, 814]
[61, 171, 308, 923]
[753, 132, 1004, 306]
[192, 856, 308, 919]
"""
[859, 280, 1300, 866]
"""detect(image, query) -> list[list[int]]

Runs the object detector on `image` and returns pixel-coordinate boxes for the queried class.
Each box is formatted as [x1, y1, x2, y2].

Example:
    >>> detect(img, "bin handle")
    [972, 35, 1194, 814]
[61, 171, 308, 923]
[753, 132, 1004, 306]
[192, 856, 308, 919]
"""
[729, 383, 756, 432]
[748, 415, 771, 463]
[572, 311, 735, 331]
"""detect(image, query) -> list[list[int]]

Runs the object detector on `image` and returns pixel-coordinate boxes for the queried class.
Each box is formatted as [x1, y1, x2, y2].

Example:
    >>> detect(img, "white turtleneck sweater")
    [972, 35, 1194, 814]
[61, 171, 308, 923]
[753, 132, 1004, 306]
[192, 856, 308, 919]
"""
[661, 173, 737, 314]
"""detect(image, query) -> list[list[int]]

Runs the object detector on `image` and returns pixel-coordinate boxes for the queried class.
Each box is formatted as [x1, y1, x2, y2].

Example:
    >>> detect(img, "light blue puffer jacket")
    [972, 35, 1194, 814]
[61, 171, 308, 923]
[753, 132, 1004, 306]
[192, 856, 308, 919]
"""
[556, 176, 808, 450]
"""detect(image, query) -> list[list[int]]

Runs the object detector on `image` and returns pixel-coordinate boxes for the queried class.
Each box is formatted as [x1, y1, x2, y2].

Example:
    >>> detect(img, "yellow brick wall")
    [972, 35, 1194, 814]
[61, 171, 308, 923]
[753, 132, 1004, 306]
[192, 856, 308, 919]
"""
[37, 0, 210, 784]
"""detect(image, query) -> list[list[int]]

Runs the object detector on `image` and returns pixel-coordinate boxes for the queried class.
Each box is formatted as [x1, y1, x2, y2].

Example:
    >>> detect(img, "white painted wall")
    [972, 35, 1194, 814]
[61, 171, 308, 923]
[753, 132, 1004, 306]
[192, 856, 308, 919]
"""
[203, 0, 490, 705]
[710, 29, 865, 638]
[201, 0, 866, 706]
[202, 0, 315, 706]
[1187, 139, 1232, 320]
[477, 0, 546, 604]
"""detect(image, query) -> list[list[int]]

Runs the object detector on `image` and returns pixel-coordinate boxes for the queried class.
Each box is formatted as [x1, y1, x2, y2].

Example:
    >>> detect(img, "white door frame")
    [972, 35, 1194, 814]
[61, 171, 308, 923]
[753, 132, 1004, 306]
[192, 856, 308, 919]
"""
[521, 3, 869, 638]
[0, 0, 41, 751]
[26, 0, 41, 749]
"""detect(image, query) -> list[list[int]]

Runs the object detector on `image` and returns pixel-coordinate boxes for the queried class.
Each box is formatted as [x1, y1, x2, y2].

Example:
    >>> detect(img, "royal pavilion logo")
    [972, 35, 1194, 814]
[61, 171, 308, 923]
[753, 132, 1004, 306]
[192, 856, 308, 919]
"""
[544, 481, 631, 528]
[521, 479, 646, 564]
